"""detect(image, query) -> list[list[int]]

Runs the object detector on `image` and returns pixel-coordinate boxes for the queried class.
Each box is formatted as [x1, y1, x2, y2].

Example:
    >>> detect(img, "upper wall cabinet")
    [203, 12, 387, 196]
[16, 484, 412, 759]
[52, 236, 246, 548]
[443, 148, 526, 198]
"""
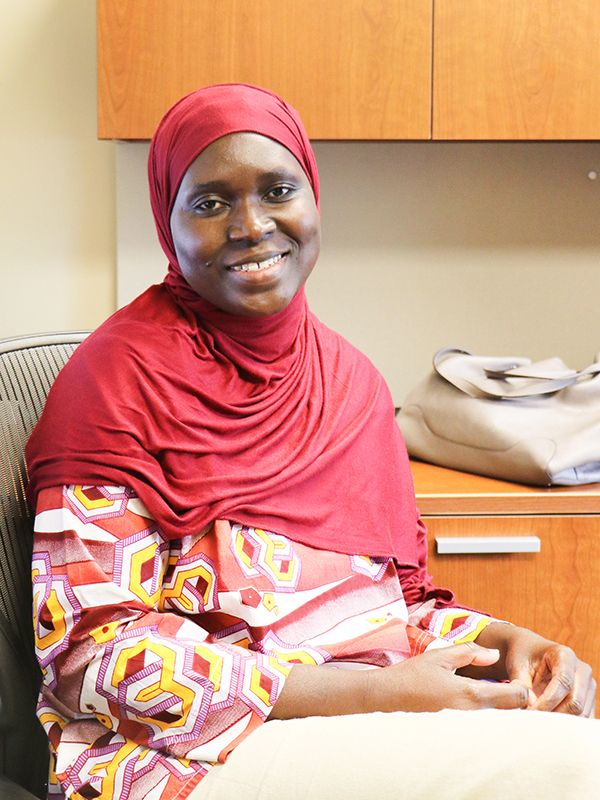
[98, 1, 600, 141]
[434, 0, 600, 139]
[97, 0, 433, 140]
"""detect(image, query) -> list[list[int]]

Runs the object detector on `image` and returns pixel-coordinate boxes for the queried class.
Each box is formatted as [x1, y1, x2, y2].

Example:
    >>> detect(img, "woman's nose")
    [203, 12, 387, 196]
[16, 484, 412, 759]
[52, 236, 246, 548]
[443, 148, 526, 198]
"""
[227, 202, 275, 243]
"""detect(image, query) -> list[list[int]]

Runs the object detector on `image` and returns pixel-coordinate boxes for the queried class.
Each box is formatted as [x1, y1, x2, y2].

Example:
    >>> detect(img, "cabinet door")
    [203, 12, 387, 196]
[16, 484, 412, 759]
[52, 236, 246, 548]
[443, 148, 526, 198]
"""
[97, 0, 432, 140]
[433, 0, 600, 139]
[425, 516, 600, 678]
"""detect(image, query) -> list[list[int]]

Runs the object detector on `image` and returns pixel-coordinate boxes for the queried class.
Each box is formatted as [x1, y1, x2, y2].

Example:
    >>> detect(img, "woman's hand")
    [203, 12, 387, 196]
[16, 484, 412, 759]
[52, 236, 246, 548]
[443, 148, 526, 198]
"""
[367, 642, 529, 713]
[472, 622, 597, 717]
[271, 642, 529, 720]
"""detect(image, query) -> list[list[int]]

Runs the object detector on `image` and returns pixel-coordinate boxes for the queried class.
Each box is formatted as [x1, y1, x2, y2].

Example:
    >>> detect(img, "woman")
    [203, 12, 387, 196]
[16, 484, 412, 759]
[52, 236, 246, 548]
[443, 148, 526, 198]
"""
[26, 84, 598, 800]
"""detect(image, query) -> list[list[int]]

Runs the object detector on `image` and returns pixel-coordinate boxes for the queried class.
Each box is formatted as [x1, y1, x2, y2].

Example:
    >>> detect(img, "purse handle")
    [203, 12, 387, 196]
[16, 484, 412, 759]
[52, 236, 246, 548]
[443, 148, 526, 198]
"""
[433, 347, 600, 399]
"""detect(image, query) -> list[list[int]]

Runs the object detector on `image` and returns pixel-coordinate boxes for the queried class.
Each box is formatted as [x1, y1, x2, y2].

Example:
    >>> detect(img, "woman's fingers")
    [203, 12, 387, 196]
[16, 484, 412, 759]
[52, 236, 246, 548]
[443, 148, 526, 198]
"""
[583, 676, 597, 718]
[466, 677, 530, 710]
[426, 644, 529, 710]
[529, 645, 596, 715]
[549, 662, 596, 718]
[433, 641, 501, 672]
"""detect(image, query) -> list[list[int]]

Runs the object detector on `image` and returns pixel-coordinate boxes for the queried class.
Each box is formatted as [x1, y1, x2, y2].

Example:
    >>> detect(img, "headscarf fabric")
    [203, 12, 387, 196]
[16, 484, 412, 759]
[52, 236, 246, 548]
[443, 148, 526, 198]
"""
[26, 83, 419, 564]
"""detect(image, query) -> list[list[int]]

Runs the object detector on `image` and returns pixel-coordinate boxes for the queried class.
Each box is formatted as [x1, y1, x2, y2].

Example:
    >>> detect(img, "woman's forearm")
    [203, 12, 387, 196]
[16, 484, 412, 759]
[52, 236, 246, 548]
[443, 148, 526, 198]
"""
[270, 644, 529, 720]
[269, 664, 370, 720]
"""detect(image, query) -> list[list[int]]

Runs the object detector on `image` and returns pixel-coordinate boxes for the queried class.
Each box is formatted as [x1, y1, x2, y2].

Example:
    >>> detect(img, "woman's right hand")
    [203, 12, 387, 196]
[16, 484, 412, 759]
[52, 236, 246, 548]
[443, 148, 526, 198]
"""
[366, 642, 530, 713]
[270, 643, 530, 720]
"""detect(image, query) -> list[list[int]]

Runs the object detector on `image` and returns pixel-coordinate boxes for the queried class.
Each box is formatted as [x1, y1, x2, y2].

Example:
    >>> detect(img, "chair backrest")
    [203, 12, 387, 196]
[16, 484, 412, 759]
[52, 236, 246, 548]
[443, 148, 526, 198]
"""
[0, 332, 89, 798]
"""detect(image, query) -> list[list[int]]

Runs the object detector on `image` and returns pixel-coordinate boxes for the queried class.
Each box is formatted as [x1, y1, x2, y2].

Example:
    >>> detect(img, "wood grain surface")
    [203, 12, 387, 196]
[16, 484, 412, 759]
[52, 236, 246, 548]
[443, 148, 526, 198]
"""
[411, 460, 600, 516]
[97, 0, 432, 139]
[434, 0, 600, 139]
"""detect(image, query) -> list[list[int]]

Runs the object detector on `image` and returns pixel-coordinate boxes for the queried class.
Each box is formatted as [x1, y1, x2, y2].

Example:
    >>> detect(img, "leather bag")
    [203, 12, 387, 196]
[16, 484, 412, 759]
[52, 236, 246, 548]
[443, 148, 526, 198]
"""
[397, 347, 600, 486]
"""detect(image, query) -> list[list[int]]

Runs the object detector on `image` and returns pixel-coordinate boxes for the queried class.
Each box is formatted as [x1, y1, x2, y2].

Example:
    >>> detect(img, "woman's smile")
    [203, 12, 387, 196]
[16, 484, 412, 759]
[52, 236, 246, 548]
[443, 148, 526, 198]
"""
[227, 252, 286, 273]
[170, 132, 320, 317]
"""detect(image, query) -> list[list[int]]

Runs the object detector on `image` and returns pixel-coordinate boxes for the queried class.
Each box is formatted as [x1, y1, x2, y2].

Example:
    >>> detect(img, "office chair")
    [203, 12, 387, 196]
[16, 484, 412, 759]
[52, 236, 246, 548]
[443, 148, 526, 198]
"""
[0, 332, 89, 798]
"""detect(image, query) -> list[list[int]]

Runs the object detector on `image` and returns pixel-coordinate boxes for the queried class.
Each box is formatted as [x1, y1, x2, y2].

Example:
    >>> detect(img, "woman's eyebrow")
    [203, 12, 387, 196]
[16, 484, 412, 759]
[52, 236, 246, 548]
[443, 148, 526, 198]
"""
[186, 170, 300, 194]
[186, 179, 230, 195]
[259, 169, 302, 183]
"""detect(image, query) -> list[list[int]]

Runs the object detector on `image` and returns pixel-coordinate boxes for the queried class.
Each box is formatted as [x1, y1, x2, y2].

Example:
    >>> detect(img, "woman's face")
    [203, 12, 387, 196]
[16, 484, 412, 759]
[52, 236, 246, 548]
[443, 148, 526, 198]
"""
[170, 132, 321, 317]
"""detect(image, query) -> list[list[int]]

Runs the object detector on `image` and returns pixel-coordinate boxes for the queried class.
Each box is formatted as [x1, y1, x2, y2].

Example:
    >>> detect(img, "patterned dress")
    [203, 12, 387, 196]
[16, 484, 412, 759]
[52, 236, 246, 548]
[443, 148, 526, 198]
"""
[33, 485, 494, 800]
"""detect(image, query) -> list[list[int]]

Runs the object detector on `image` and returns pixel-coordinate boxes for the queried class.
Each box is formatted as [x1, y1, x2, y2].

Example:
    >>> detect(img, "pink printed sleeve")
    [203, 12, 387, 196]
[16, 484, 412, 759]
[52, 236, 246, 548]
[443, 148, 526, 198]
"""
[398, 516, 496, 644]
[32, 485, 291, 768]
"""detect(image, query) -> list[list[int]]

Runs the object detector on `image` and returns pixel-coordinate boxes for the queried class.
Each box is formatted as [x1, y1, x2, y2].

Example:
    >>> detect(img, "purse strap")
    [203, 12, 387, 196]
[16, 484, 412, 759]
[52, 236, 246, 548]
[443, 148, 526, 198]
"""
[433, 347, 600, 399]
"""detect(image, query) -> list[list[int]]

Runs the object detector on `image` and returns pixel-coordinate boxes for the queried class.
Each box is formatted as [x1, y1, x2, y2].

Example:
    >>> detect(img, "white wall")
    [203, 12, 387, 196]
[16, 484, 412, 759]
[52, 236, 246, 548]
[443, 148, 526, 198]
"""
[117, 140, 600, 403]
[0, 0, 115, 339]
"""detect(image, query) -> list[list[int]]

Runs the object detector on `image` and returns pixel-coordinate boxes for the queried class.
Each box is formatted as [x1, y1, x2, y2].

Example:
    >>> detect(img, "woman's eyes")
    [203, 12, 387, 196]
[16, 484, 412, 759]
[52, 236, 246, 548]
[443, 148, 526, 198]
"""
[265, 184, 295, 201]
[192, 198, 226, 214]
[191, 184, 297, 214]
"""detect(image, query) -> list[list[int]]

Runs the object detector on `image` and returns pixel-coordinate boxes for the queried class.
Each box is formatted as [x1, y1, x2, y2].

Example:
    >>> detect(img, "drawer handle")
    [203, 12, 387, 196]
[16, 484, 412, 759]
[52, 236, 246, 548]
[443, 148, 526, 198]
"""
[435, 536, 541, 555]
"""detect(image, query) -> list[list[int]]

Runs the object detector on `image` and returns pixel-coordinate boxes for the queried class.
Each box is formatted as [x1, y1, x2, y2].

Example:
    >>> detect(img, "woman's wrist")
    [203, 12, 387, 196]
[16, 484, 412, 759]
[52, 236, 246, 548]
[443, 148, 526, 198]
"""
[269, 663, 372, 720]
[474, 620, 513, 650]
[456, 621, 514, 680]
[469, 621, 554, 682]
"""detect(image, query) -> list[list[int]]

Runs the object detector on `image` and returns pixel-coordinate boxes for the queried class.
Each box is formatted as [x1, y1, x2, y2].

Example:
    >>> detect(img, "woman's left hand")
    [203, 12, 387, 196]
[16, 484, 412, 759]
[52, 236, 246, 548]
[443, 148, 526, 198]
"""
[471, 622, 596, 717]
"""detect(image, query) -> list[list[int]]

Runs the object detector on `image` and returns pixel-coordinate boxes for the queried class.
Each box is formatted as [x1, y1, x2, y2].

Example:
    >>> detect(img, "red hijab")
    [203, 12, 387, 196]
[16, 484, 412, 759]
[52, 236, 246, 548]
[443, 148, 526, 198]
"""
[26, 83, 419, 564]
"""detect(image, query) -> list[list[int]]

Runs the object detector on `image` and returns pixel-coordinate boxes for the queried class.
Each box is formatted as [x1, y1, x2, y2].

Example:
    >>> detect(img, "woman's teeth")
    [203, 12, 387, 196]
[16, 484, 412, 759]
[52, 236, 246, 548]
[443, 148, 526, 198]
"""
[230, 254, 283, 272]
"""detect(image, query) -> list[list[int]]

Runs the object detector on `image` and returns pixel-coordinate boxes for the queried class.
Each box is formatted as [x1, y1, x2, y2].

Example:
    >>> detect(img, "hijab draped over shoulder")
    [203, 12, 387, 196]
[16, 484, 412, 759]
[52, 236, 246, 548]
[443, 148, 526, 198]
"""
[26, 83, 420, 564]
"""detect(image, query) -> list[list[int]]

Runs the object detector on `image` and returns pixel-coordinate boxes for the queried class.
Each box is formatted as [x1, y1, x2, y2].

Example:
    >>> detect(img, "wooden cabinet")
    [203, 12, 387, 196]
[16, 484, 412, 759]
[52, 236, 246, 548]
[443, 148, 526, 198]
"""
[433, 0, 600, 139]
[98, 0, 600, 141]
[411, 460, 600, 679]
[97, 0, 432, 140]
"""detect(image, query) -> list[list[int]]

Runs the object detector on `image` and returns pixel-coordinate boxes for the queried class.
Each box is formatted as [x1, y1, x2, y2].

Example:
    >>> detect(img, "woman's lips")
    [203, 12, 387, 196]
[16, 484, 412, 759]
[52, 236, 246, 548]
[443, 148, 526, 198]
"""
[227, 253, 286, 273]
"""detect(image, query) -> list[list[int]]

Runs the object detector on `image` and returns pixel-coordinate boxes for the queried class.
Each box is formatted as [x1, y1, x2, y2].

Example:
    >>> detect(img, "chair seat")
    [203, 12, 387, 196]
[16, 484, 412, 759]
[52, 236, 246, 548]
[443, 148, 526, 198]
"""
[0, 776, 40, 800]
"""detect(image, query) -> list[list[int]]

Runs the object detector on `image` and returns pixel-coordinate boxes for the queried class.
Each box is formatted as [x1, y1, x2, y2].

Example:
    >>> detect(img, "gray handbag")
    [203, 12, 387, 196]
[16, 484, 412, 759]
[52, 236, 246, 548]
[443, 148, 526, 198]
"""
[397, 347, 600, 486]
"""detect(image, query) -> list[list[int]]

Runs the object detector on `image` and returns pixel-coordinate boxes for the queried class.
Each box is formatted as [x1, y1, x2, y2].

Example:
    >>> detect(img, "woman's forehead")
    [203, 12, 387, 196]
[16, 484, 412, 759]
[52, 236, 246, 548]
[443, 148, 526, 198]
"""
[183, 132, 307, 185]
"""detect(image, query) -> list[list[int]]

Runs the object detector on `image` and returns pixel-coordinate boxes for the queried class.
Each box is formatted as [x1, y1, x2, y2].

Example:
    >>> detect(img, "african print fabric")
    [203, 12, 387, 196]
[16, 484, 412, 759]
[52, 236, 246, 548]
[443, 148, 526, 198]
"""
[33, 485, 494, 800]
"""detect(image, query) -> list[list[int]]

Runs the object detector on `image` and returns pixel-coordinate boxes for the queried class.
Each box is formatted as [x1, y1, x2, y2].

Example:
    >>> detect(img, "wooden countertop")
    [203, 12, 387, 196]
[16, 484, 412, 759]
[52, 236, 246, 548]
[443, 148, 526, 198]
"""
[410, 460, 600, 516]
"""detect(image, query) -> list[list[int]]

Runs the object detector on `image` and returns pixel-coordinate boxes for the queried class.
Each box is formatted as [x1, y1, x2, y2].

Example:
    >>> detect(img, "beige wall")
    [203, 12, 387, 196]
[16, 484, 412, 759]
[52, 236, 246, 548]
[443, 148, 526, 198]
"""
[0, 0, 115, 339]
[117, 140, 600, 403]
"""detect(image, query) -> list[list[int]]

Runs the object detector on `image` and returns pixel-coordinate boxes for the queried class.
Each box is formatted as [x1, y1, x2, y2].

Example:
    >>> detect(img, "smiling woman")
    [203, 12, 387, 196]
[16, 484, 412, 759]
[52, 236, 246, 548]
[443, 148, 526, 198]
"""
[24, 84, 600, 800]
[170, 132, 321, 317]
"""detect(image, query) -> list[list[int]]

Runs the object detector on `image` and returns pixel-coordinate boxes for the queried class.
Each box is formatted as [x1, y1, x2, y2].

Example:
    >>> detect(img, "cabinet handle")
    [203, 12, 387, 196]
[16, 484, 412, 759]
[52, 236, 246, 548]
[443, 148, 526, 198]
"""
[435, 536, 541, 555]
